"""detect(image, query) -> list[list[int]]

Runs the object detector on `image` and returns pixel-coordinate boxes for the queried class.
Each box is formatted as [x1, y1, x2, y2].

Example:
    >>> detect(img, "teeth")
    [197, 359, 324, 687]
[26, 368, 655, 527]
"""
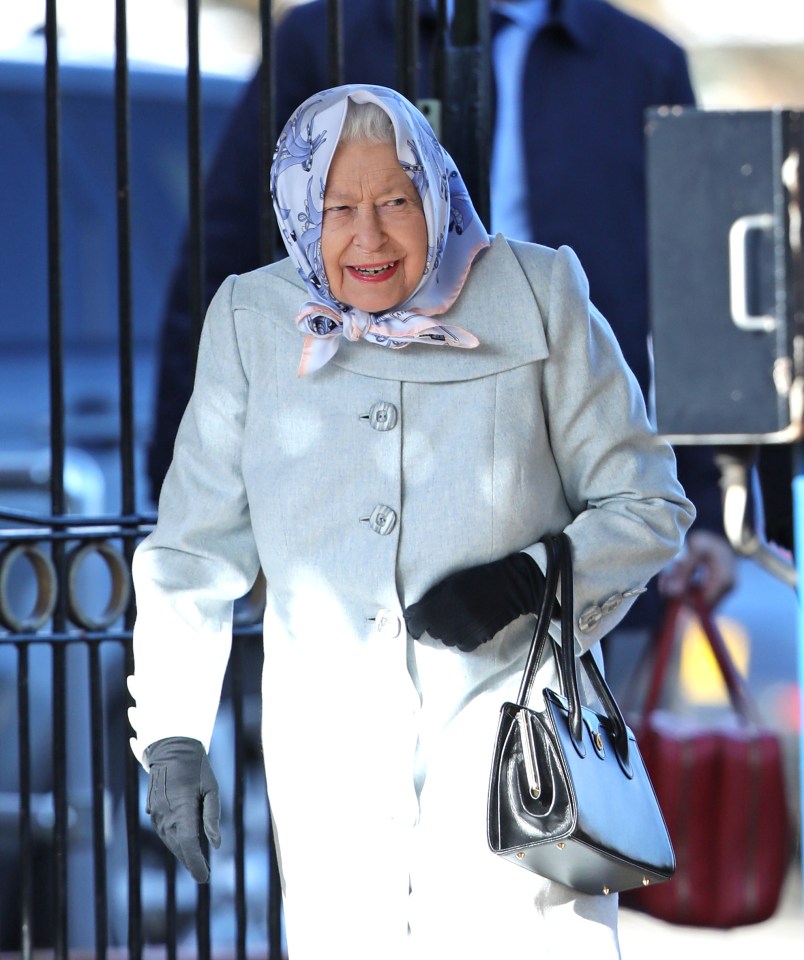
[354, 262, 395, 276]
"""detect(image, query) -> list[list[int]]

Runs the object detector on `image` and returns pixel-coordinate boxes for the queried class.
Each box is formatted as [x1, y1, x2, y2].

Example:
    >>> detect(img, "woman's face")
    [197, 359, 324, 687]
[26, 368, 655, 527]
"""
[321, 139, 427, 312]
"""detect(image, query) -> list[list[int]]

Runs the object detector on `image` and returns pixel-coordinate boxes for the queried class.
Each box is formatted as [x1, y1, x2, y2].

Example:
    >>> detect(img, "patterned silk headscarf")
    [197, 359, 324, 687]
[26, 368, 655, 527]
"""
[270, 84, 491, 375]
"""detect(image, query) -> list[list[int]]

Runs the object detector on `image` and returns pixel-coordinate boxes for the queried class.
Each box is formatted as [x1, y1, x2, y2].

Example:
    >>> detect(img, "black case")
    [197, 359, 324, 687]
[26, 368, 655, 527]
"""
[646, 108, 804, 443]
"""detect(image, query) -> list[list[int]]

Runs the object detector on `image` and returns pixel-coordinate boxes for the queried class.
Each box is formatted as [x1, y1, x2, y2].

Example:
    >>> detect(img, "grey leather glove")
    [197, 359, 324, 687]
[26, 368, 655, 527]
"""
[144, 736, 221, 883]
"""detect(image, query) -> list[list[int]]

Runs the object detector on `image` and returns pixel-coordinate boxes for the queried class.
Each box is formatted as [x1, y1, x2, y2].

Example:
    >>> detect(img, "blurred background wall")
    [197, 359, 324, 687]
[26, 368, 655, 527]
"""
[615, 0, 804, 108]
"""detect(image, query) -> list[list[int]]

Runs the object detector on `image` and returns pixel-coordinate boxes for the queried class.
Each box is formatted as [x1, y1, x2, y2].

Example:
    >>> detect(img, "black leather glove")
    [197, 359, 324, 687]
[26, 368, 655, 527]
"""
[144, 736, 221, 883]
[404, 552, 545, 652]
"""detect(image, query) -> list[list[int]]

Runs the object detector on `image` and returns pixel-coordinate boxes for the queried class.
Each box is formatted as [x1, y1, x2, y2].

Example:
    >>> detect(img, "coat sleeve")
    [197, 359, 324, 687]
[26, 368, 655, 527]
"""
[522, 246, 695, 653]
[129, 276, 261, 765]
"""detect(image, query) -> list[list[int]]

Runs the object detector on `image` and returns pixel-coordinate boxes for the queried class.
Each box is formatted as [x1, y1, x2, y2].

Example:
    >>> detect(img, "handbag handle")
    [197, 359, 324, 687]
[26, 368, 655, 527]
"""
[640, 588, 762, 729]
[516, 533, 632, 772]
[516, 534, 561, 707]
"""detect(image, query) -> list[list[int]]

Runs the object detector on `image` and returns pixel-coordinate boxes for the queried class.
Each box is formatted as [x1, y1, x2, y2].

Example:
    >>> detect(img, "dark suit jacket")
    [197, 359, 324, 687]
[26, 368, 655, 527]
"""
[149, 0, 723, 589]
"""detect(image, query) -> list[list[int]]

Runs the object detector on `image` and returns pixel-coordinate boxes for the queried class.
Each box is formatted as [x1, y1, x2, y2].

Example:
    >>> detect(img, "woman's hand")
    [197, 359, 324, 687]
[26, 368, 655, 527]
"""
[144, 737, 221, 883]
[658, 529, 737, 609]
[404, 552, 545, 652]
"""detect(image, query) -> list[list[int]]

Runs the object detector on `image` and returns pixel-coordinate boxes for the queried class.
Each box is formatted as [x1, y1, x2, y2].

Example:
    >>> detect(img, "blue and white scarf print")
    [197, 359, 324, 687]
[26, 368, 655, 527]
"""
[270, 84, 491, 375]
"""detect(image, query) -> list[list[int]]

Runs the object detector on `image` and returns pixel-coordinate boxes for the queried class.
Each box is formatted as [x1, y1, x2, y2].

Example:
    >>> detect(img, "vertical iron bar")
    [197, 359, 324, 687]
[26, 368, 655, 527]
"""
[432, 0, 449, 101]
[190, 0, 209, 835]
[259, 0, 277, 265]
[44, 1, 65, 519]
[17, 643, 33, 960]
[44, 3, 69, 954]
[125, 640, 144, 960]
[114, 0, 136, 517]
[114, 0, 143, 950]
[166, 856, 178, 960]
[326, 0, 344, 88]
[89, 642, 109, 958]
[260, 2, 283, 949]
[268, 799, 283, 960]
[395, 0, 419, 101]
[187, 0, 205, 363]
[441, 0, 491, 228]
[189, 0, 211, 862]
[231, 642, 247, 960]
[51, 641, 69, 958]
[196, 868, 212, 960]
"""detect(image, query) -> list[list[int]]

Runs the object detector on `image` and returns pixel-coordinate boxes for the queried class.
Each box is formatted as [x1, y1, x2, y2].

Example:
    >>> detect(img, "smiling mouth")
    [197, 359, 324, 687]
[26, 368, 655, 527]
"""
[349, 261, 399, 279]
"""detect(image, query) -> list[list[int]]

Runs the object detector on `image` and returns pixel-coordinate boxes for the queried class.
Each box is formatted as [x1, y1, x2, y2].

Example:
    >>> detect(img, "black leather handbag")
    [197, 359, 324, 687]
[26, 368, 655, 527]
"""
[487, 532, 676, 896]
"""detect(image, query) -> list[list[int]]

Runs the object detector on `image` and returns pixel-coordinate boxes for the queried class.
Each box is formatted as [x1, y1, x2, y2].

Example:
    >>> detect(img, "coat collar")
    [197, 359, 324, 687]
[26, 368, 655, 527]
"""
[255, 234, 549, 384]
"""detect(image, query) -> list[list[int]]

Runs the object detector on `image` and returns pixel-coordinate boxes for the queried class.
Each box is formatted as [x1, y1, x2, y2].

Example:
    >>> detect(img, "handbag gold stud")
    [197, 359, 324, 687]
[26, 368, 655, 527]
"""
[593, 732, 604, 751]
[602, 886, 611, 895]
[642, 877, 651, 886]
[516, 852, 525, 860]
[556, 842, 565, 849]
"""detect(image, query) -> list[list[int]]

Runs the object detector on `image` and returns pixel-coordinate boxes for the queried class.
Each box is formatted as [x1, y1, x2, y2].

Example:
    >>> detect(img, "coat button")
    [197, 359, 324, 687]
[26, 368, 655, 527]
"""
[578, 605, 603, 633]
[363, 504, 397, 535]
[361, 401, 398, 432]
[623, 586, 647, 598]
[375, 608, 402, 638]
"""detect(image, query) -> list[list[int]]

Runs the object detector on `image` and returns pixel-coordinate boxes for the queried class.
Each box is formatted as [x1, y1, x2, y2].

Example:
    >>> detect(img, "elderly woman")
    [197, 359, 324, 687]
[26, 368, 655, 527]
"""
[129, 85, 693, 958]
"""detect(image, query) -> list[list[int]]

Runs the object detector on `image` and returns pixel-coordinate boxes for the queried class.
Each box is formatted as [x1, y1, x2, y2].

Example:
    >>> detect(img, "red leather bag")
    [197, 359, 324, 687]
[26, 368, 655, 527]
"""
[621, 590, 792, 927]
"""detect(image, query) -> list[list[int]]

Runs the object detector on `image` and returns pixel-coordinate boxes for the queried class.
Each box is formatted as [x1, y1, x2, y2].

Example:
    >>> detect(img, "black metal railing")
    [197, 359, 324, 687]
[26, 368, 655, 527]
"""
[0, 506, 269, 957]
[0, 0, 491, 956]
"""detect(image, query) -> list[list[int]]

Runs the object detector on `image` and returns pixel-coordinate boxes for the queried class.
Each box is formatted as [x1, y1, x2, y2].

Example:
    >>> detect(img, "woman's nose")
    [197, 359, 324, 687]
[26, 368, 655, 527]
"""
[353, 207, 385, 252]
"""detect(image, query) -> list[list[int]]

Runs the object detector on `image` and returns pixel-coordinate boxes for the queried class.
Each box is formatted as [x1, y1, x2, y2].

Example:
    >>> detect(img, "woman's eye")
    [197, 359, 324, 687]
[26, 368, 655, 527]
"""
[378, 198, 411, 214]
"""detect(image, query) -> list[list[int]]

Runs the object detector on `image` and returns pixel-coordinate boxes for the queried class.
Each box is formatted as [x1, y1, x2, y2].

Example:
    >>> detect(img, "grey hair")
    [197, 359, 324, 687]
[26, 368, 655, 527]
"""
[339, 100, 396, 145]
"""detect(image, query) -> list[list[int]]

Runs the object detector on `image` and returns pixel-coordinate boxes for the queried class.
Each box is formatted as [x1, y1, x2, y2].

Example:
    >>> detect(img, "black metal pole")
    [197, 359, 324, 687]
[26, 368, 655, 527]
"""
[259, 7, 284, 949]
[44, 2, 65, 521]
[395, 0, 419, 101]
[187, 0, 205, 365]
[326, 0, 344, 88]
[114, 0, 136, 519]
[89, 642, 109, 957]
[16, 642, 34, 960]
[232, 643, 248, 960]
[268, 798, 283, 960]
[124, 641, 144, 960]
[44, 3, 69, 955]
[440, 0, 492, 229]
[259, 0, 277, 266]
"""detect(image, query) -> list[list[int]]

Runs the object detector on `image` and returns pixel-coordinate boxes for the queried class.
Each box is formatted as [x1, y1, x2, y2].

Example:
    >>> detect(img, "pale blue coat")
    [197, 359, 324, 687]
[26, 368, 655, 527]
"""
[129, 235, 694, 958]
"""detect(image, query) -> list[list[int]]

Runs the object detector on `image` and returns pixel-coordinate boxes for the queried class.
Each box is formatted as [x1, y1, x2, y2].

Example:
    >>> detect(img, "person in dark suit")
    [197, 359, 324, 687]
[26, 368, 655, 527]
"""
[148, 0, 735, 622]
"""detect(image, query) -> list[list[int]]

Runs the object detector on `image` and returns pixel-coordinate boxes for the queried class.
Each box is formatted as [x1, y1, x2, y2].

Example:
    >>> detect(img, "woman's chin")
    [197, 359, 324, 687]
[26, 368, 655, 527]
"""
[345, 291, 400, 314]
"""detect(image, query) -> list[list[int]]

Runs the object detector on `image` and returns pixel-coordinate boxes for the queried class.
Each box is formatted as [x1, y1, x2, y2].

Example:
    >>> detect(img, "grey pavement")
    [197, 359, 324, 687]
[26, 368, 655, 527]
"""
[618, 865, 803, 957]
